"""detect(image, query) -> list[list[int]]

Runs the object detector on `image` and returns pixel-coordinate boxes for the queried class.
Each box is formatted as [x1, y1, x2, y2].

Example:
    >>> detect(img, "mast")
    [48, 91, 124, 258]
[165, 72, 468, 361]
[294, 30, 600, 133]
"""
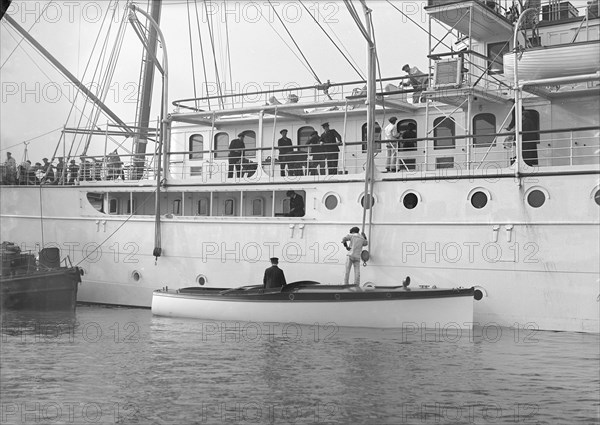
[132, 0, 162, 180]
[361, 0, 376, 244]
[128, 3, 169, 260]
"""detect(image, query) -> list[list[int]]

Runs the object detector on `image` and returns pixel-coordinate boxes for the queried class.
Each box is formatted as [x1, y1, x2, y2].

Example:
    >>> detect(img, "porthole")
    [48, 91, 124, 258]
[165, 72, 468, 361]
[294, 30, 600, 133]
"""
[594, 189, 600, 206]
[324, 194, 339, 210]
[361, 194, 375, 209]
[471, 191, 488, 209]
[474, 289, 484, 301]
[527, 190, 546, 208]
[196, 274, 207, 286]
[131, 270, 142, 282]
[403, 193, 419, 209]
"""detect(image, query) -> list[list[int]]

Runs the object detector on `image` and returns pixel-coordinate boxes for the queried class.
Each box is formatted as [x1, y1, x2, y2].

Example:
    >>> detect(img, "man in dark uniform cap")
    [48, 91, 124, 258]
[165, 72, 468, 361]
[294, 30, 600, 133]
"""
[263, 257, 287, 289]
[277, 129, 294, 177]
[286, 190, 305, 217]
[319, 122, 342, 175]
[228, 132, 246, 178]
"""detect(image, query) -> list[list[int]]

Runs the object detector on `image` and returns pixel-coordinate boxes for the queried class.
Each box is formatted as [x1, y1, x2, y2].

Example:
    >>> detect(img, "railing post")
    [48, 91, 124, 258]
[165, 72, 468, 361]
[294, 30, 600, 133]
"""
[569, 130, 574, 166]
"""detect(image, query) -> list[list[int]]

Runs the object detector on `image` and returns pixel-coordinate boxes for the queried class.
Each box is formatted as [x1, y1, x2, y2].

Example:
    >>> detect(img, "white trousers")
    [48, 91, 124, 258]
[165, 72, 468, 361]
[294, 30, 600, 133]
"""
[344, 256, 361, 285]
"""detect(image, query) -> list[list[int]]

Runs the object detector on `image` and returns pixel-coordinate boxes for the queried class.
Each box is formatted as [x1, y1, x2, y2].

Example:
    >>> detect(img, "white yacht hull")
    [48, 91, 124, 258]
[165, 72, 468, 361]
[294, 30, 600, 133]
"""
[1, 171, 598, 333]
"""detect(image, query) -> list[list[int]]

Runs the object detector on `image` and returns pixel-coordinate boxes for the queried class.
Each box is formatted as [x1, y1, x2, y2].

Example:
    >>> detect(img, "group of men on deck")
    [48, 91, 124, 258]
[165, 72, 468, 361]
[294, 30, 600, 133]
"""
[227, 122, 343, 178]
[277, 122, 342, 177]
[1, 150, 125, 185]
[383, 117, 418, 172]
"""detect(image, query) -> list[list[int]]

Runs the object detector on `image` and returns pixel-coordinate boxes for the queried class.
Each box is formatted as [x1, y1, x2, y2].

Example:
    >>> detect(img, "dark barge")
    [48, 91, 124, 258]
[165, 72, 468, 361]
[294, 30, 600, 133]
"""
[1, 242, 82, 311]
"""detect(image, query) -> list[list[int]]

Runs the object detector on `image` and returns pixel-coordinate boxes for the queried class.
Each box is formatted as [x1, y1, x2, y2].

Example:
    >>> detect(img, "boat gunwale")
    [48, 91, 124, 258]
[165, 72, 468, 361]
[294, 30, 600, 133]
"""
[153, 286, 475, 302]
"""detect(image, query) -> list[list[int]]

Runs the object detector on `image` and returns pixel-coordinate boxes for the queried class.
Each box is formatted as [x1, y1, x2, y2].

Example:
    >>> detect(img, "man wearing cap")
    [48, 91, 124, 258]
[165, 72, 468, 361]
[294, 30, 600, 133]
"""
[68, 159, 80, 185]
[277, 129, 294, 177]
[263, 257, 287, 289]
[41, 157, 54, 183]
[286, 190, 305, 217]
[402, 64, 429, 103]
[319, 122, 342, 175]
[4, 152, 17, 184]
[228, 132, 246, 178]
[306, 130, 325, 175]
[384, 117, 399, 172]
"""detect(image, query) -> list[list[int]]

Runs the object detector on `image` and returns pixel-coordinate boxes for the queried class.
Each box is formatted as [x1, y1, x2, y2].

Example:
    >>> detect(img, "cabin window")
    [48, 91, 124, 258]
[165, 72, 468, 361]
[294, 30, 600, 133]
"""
[240, 130, 256, 158]
[224, 199, 235, 216]
[361, 122, 382, 152]
[197, 199, 209, 216]
[251, 198, 264, 216]
[86, 193, 105, 213]
[189, 134, 204, 160]
[436, 157, 454, 169]
[297, 126, 315, 146]
[487, 41, 509, 74]
[190, 166, 202, 177]
[433, 117, 455, 149]
[126, 199, 136, 214]
[214, 132, 229, 159]
[594, 189, 600, 207]
[109, 198, 119, 214]
[473, 113, 496, 148]
[172, 199, 181, 215]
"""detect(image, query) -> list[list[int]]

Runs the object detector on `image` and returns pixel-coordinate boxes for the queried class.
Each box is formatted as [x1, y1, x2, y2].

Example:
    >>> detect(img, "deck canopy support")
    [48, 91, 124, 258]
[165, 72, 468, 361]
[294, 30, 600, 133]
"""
[425, 0, 513, 39]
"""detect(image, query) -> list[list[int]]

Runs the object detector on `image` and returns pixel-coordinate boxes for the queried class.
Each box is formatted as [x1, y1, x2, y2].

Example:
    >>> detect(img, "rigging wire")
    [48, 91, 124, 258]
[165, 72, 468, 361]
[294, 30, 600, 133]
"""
[186, 0, 199, 109]
[64, 0, 122, 155]
[267, 0, 323, 85]
[322, 20, 364, 79]
[223, 5, 235, 109]
[0, 0, 55, 70]
[0, 24, 123, 156]
[384, 0, 453, 52]
[193, 0, 211, 110]
[0, 127, 64, 152]
[81, 4, 129, 155]
[75, 187, 160, 267]
[298, 0, 364, 80]
[255, 6, 316, 82]
[203, 0, 225, 108]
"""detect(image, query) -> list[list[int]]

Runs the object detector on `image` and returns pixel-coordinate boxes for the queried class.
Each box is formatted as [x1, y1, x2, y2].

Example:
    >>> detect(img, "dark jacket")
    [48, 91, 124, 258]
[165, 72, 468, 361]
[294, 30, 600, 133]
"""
[263, 265, 287, 289]
[320, 129, 342, 152]
[289, 194, 305, 217]
[228, 138, 245, 158]
[306, 134, 324, 156]
[277, 137, 294, 155]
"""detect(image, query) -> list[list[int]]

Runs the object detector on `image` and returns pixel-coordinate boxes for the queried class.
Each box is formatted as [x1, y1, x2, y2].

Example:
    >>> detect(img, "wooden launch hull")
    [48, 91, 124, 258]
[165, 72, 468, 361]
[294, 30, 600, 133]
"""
[152, 283, 475, 329]
[0, 268, 82, 311]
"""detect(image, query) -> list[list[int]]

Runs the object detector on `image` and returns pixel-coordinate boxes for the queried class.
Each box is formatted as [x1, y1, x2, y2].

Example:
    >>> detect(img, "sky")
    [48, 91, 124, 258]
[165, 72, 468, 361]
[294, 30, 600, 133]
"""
[1, 0, 590, 161]
[0, 0, 441, 160]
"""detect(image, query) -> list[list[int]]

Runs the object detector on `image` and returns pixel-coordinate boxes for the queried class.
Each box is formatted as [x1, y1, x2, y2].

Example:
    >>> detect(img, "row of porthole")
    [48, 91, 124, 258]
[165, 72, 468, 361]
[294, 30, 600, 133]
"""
[324, 188, 600, 210]
[131, 270, 207, 286]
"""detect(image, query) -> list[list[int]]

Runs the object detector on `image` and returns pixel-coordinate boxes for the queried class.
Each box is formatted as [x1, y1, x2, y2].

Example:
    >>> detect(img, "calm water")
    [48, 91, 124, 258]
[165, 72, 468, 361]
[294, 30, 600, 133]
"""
[1, 306, 598, 425]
